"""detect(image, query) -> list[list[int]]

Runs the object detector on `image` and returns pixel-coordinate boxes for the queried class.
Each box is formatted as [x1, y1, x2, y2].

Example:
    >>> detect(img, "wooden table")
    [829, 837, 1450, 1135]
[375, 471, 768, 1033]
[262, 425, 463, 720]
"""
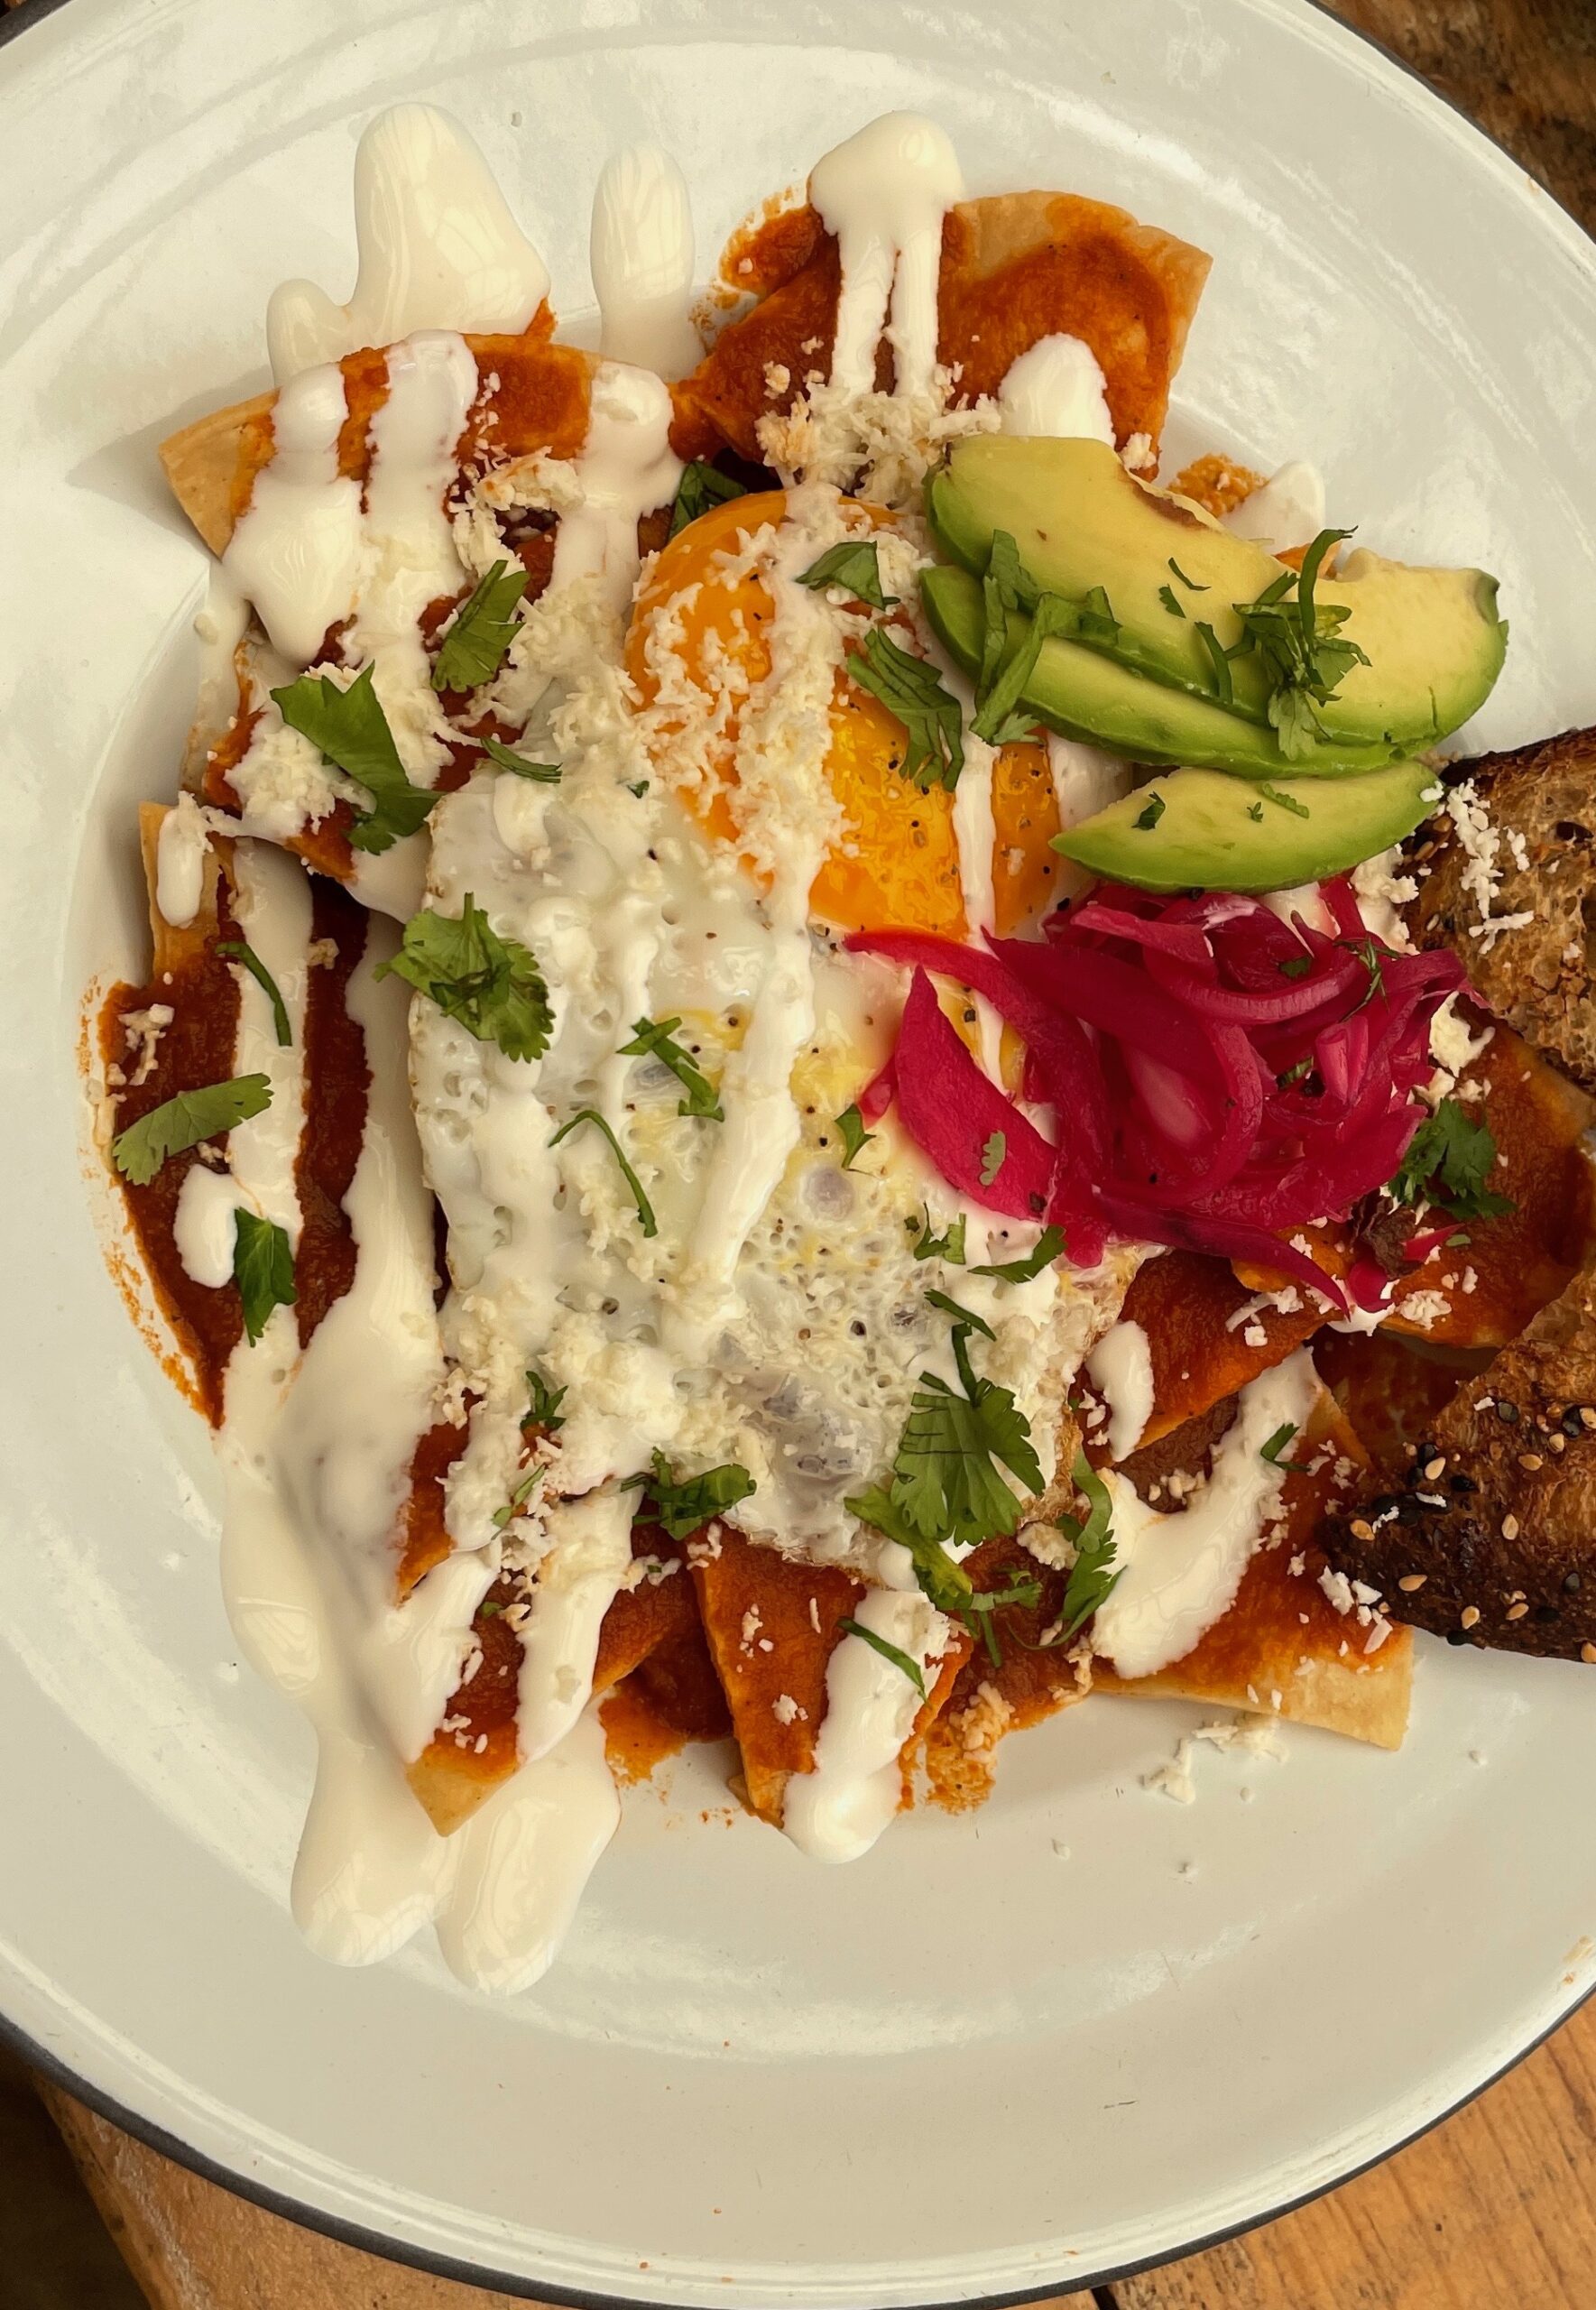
[4, 0, 1594, 2305]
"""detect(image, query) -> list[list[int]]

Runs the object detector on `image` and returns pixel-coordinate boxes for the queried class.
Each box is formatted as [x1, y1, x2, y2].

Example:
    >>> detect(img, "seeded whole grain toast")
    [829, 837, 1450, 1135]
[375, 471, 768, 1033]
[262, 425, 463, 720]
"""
[1405, 725, 1596, 1097]
[1319, 1252, 1596, 1660]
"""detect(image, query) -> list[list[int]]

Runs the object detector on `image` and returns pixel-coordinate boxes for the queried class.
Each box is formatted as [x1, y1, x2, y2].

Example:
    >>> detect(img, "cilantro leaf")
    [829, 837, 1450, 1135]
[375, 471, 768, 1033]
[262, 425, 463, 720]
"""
[549, 1107, 658, 1237]
[798, 540, 896, 611]
[1056, 1453, 1121, 1637]
[630, 1449, 755, 1540]
[1229, 530, 1370, 760]
[1194, 619, 1235, 706]
[1134, 793, 1166, 831]
[980, 1131, 1007, 1187]
[1158, 582, 1185, 619]
[971, 1224, 1066, 1283]
[232, 1207, 296, 1344]
[973, 589, 1075, 744]
[979, 531, 1042, 698]
[112, 1074, 272, 1187]
[669, 461, 747, 539]
[272, 664, 434, 855]
[913, 1210, 967, 1264]
[846, 626, 964, 792]
[431, 560, 529, 693]
[478, 735, 560, 782]
[492, 1464, 543, 1530]
[620, 1015, 724, 1120]
[844, 1484, 975, 1615]
[1168, 558, 1208, 592]
[836, 1614, 927, 1700]
[1259, 1420, 1314, 1474]
[890, 1322, 1045, 1551]
[216, 940, 291, 1046]
[835, 1103, 872, 1169]
[523, 1367, 566, 1433]
[1388, 1098, 1514, 1223]
[381, 895, 551, 1061]
[926, 1288, 995, 1339]
[1258, 781, 1310, 819]
[1248, 800, 1265, 821]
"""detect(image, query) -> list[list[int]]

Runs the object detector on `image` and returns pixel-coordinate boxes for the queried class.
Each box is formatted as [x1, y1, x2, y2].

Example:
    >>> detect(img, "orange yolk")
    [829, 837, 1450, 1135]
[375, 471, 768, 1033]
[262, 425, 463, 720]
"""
[626, 489, 1061, 938]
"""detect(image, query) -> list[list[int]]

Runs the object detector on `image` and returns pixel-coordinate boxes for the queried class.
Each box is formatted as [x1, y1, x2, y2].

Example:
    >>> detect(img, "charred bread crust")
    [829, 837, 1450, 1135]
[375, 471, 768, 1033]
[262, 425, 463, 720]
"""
[1320, 1258, 1596, 1659]
[1405, 725, 1596, 1097]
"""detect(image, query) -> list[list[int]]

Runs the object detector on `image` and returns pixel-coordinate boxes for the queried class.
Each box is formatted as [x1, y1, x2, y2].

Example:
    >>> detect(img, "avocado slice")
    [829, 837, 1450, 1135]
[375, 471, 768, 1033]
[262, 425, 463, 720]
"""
[927, 436, 1507, 753]
[921, 562, 1402, 778]
[1054, 760, 1437, 894]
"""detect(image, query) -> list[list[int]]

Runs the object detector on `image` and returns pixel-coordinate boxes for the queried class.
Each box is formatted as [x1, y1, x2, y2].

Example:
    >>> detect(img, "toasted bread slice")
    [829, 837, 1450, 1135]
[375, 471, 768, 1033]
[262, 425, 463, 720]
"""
[1406, 726, 1596, 1097]
[1320, 1252, 1596, 1661]
[675, 189, 1209, 467]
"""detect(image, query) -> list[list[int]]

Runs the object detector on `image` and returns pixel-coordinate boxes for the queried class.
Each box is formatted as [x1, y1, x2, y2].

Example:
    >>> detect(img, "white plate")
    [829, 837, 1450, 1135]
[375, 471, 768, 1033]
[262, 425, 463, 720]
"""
[3, 0, 1595, 2302]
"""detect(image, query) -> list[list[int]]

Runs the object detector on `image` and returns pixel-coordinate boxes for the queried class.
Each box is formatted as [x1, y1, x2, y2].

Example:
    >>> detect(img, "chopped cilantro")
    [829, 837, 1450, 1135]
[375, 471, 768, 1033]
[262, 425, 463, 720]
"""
[1158, 582, 1185, 619]
[629, 1449, 756, 1540]
[548, 1107, 658, 1237]
[478, 735, 560, 781]
[913, 1210, 967, 1264]
[1056, 1454, 1121, 1637]
[232, 1208, 296, 1344]
[381, 895, 551, 1061]
[1259, 781, 1311, 818]
[431, 559, 529, 692]
[620, 1015, 724, 1120]
[980, 1131, 1007, 1187]
[1134, 793, 1166, 831]
[971, 1225, 1067, 1283]
[1194, 619, 1235, 706]
[492, 1465, 543, 1530]
[834, 1103, 873, 1169]
[1388, 1097, 1514, 1224]
[272, 664, 435, 855]
[216, 940, 291, 1046]
[669, 461, 747, 538]
[1229, 529, 1370, 759]
[523, 1368, 566, 1433]
[837, 1615, 927, 1700]
[1167, 558, 1208, 592]
[926, 1288, 995, 1339]
[846, 625, 964, 791]
[112, 1074, 272, 1187]
[798, 539, 896, 611]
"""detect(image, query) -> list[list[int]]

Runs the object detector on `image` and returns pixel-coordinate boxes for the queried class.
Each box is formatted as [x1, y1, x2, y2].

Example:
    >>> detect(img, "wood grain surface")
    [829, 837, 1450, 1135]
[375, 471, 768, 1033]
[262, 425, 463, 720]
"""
[2, 0, 1593, 2306]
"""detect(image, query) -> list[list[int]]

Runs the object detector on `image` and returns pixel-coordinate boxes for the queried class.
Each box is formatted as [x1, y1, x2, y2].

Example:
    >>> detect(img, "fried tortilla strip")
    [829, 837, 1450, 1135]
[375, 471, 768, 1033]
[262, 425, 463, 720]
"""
[406, 1529, 699, 1835]
[1406, 725, 1596, 1097]
[690, 1531, 971, 1830]
[1097, 1391, 1412, 1749]
[1100, 1249, 1324, 1449]
[674, 189, 1209, 467]
[160, 323, 593, 558]
[1321, 1253, 1596, 1662]
[923, 1534, 1095, 1811]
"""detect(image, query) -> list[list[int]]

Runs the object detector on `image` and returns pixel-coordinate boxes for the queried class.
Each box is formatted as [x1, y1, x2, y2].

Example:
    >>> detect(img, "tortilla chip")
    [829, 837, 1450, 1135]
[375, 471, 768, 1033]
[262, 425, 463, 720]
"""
[690, 1530, 970, 1828]
[160, 331, 596, 559]
[674, 189, 1209, 467]
[1097, 1391, 1412, 1748]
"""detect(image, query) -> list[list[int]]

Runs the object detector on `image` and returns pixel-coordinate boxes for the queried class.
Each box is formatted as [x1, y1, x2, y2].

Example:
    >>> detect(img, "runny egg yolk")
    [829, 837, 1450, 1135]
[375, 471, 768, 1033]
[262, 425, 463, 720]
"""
[626, 489, 1061, 938]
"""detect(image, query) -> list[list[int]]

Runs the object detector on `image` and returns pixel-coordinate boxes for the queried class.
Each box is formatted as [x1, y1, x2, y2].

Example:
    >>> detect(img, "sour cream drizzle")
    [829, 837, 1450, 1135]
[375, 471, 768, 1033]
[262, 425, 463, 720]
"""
[591, 144, 700, 379]
[174, 106, 1162, 1988]
[1090, 1350, 1319, 1678]
[999, 333, 1114, 444]
[1086, 1317, 1155, 1465]
[782, 1586, 952, 1862]
[267, 106, 550, 385]
[809, 113, 964, 396]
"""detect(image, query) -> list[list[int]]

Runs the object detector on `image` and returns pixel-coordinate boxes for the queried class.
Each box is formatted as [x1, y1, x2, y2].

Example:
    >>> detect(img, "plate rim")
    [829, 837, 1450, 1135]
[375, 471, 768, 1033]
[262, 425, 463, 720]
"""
[3, 0, 1595, 2298]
